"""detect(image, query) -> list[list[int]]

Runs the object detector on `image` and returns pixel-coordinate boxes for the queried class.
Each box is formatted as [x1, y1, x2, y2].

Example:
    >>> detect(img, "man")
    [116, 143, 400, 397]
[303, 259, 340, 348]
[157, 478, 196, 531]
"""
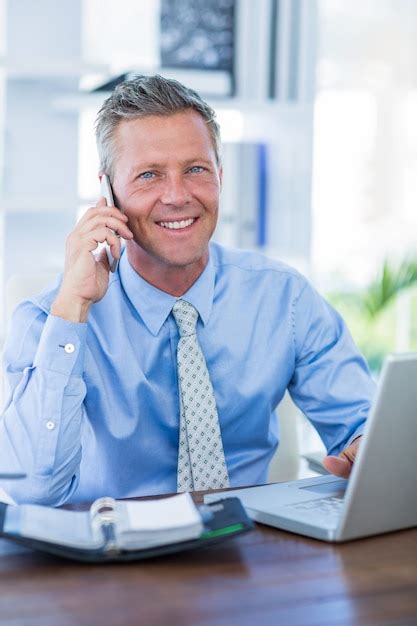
[0, 75, 374, 505]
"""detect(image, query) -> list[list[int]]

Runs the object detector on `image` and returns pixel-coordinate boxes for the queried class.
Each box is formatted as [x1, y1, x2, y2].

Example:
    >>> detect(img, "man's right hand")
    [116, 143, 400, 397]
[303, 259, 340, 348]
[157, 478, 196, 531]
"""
[51, 197, 133, 323]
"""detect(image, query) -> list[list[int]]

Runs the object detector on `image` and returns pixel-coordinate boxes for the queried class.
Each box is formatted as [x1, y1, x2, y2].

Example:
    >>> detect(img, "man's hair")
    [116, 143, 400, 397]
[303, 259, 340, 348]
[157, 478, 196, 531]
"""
[95, 74, 221, 179]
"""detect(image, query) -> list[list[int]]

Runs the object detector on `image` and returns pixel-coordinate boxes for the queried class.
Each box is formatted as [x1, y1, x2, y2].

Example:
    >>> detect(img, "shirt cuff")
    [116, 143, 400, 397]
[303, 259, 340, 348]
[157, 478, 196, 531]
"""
[33, 314, 87, 376]
[345, 427, 365, 449]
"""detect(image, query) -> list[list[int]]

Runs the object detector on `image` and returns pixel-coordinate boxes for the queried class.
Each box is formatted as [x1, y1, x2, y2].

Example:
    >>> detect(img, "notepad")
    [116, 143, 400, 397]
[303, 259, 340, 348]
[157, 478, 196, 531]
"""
[4, 492, 204, 552]
[0, 494, 254, 562]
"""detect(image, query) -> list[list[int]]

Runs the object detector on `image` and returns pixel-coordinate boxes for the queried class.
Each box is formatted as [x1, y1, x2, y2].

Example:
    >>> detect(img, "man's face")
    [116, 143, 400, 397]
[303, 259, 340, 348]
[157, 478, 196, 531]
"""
[111, 110, 222, 276]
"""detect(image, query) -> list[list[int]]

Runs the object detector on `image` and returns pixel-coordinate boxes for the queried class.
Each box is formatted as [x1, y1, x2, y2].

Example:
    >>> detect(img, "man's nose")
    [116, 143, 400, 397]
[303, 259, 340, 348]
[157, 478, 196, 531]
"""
[160, 174, 192, 206]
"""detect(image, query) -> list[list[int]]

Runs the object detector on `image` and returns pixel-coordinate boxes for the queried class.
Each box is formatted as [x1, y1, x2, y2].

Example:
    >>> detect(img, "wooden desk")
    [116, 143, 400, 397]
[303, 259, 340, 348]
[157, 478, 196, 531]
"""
[0, 492, 416, 626]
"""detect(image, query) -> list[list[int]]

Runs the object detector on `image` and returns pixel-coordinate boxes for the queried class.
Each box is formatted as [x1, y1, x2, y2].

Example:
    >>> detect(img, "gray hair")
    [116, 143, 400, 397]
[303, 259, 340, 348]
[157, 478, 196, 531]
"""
[95, 74, 221, 179]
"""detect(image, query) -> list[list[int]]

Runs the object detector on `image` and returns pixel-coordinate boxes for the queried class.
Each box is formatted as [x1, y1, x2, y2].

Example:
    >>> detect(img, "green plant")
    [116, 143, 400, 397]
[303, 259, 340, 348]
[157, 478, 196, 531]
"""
[327, 258, 417, 373]
[362, 258, 417, 319]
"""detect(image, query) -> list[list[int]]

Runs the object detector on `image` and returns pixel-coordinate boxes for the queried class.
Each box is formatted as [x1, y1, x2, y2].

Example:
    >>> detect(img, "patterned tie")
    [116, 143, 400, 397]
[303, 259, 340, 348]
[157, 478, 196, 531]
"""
[172, 299, 230, 492]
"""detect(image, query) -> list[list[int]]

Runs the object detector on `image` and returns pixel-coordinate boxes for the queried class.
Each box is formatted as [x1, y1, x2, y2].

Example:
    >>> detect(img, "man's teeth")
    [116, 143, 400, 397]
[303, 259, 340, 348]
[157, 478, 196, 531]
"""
[159, 218, 195, 230]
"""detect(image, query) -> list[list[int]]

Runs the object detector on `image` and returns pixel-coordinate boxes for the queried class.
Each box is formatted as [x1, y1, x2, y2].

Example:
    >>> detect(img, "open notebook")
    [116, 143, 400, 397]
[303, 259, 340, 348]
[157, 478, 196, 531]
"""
[0, 493, 253, 562]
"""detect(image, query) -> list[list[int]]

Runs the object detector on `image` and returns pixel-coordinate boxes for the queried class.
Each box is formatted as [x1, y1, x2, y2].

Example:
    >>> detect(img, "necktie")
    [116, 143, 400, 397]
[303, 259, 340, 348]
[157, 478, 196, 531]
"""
[172, 299, 230, 492]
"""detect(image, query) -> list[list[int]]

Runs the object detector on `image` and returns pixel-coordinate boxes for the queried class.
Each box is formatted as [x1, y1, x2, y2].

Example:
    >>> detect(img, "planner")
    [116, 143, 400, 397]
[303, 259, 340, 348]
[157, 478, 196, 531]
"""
[0, 493, 253, 562]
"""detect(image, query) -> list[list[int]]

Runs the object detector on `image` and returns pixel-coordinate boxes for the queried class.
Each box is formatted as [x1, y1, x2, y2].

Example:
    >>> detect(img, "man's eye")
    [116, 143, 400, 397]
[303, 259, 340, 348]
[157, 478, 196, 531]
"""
[189, 166, 204, 174]
[139, 171, 155, 180]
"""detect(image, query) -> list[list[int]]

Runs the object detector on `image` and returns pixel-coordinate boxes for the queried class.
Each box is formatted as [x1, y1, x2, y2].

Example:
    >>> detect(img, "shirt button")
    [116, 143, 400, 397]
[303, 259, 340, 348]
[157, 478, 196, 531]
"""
[46, 421, 55, 430]
[64, 343, 75, 354]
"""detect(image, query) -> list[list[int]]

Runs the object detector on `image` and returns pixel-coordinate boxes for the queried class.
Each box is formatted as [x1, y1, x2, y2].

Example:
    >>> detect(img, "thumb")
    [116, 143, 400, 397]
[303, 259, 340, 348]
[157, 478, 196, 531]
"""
[322, 455, 352, 478]
[323, 435, 362, 479]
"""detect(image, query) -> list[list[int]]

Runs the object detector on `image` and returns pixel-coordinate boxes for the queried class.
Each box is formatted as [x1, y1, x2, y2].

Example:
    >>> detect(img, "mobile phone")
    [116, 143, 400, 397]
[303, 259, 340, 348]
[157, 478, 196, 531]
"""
[99, 174, 122, 273]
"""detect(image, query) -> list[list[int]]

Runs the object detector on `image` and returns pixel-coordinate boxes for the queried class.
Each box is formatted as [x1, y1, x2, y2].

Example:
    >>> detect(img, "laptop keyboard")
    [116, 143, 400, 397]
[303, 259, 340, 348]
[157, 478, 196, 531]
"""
[288, 496, 344, 519]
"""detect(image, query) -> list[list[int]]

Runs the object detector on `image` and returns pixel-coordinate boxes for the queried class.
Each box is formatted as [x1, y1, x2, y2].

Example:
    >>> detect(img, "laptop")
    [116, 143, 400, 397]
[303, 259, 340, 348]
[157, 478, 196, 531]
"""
[205, 353, 417, 542]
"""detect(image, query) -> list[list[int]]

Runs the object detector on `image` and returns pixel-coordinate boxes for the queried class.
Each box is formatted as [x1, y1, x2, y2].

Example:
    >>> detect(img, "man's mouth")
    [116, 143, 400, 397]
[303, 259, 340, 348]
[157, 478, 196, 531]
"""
[157, 218, 197, 230]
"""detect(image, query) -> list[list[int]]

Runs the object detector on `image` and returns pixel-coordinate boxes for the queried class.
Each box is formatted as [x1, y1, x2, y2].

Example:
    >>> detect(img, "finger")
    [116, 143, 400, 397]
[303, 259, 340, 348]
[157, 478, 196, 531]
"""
[342, 437, 362, 463]
[91, 205, 128, 221]
[79, 227, 122, 254]
[78, 215, 133, 240]
[97, 195, 108, 208]
[90, 234, 122, 267]
[322, 455, 352, 478]
[93, 242, 121, 267]
[77, 205, 128, 229]
[96, 246, 111, 270]
[108, 235, 122, 261]
[68, 227, 117, 254]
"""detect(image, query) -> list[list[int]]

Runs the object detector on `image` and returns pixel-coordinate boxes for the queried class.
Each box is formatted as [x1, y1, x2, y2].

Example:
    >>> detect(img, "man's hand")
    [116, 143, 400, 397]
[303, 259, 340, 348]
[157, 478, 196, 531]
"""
[322, 436, 362, 479]
[51, 197, 133, 323]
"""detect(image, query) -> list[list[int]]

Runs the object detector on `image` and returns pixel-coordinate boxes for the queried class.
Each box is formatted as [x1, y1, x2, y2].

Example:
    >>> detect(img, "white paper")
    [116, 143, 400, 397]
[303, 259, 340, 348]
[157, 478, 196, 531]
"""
[4, 505, 101, 549]
[125, 492, 201, 531]
[0, 487, 17, 506]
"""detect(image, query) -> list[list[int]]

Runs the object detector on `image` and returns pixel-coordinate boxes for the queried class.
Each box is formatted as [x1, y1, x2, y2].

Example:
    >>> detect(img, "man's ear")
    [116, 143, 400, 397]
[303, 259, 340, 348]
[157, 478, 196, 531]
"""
[219, 165, 223, 190]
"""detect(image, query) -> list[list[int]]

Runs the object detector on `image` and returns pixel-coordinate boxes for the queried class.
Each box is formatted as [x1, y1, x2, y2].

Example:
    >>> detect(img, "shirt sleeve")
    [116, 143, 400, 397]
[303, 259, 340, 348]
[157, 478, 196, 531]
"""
[0, 299, 88, 505]
[288, 279, 376, 456]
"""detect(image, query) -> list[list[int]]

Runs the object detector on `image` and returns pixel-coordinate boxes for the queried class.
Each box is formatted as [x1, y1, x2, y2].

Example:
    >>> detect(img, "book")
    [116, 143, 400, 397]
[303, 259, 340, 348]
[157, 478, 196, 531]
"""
[0, 493, 253, 563]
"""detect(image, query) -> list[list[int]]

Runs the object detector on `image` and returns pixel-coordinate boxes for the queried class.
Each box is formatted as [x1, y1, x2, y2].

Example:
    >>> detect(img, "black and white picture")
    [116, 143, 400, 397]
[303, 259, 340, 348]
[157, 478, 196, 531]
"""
[160, 0, 235, 72]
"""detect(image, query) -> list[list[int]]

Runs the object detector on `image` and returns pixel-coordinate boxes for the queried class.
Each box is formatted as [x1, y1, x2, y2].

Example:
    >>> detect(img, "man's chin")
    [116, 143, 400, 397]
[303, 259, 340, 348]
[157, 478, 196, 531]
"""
[159, 252, 208, 271]
[126, 240, 209, 272]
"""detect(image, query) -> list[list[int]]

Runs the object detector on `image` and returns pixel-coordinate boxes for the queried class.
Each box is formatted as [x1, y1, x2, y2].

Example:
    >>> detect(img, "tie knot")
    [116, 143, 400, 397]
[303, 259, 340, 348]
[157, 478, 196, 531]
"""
[172, 300, 198, 337]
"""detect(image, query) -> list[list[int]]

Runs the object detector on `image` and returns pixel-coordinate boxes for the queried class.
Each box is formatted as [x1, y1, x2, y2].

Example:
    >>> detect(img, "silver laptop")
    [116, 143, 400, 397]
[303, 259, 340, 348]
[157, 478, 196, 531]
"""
[205, 353, 417, 542]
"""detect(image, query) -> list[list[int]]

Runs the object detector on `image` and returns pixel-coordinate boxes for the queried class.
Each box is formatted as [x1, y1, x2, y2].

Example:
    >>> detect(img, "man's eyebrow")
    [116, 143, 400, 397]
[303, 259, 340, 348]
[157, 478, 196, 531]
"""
[128, 158, 213, 176]
[183, 158, 213, 166]
[128, 163, 161, 175]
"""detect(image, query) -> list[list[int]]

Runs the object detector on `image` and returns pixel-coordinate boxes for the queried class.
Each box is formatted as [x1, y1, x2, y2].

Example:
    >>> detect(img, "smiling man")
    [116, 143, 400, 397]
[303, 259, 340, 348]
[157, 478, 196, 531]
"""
[0, 75, 375, 505]
[113, 111, 221, 296]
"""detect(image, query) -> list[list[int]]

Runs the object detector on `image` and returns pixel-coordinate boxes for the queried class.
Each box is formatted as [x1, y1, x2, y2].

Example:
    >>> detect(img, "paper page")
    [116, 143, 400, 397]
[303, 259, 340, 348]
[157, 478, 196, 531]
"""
[3, 505, 102, 549]
[0, 487, 17, 506]
[122, 492, 201, 531]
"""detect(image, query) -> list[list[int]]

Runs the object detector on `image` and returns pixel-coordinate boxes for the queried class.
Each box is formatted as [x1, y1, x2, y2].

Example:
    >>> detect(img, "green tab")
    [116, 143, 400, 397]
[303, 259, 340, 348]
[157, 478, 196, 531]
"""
[201, 523, 244, 539]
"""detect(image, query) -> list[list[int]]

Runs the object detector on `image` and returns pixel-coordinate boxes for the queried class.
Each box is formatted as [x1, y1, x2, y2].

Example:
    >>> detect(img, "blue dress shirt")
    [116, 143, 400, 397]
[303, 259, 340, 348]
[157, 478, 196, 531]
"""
[0, 243, 375, 505]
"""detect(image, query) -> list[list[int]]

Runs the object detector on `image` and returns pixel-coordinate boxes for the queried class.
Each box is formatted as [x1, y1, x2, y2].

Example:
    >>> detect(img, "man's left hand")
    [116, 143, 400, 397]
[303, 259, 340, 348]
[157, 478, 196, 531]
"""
[322, 436, 362, 479]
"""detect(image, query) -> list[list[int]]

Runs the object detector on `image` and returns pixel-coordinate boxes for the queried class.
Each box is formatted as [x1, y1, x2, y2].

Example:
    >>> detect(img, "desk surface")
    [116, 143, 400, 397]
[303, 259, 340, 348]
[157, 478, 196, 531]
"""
[0, 491, 416, 626]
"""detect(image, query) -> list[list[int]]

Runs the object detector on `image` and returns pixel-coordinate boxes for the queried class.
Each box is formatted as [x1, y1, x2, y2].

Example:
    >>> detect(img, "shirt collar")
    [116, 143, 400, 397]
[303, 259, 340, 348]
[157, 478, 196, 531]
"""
[119, 248, 215, 336]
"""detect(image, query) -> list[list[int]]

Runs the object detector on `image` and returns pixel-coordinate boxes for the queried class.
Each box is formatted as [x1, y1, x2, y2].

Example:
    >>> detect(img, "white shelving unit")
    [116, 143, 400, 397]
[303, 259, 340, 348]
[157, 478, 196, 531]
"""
[0, 0, 317, 335]
[0, 0, 84, 342]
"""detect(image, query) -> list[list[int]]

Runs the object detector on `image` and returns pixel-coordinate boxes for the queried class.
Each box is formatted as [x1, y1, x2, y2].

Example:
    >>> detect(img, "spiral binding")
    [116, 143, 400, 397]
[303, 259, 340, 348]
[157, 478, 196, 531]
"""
[90, 497, 119, 552]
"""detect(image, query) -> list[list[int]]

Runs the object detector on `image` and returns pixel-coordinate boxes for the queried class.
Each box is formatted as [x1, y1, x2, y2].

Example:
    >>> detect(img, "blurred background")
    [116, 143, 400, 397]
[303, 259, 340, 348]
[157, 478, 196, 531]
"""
[1, 0, 417, 473]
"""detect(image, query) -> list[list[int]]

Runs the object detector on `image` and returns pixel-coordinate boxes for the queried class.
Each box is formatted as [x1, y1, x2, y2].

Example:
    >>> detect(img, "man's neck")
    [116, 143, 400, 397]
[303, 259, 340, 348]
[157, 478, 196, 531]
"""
[126, 243, 208, 297]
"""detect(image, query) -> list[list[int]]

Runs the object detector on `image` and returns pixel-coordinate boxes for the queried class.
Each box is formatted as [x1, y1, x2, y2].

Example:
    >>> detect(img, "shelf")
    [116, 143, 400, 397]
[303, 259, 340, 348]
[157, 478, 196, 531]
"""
[52, 91, 313, 143]
[4, 61, 109, 80]
[0, 196, 79, 213]
[52, 90, 313, 113]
